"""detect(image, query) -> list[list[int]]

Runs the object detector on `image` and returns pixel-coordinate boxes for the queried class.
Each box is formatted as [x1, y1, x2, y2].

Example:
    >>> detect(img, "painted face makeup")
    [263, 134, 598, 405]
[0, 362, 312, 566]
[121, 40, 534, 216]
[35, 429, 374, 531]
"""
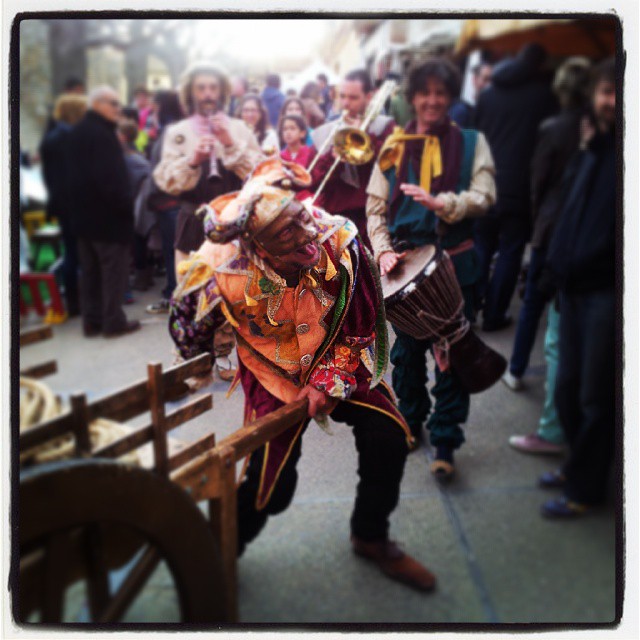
[255, 201, 321, 270]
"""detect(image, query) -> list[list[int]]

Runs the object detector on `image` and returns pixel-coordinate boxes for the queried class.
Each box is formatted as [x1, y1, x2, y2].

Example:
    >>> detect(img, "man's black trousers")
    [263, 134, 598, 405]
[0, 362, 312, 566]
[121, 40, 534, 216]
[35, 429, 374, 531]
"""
[236, 399, 409, 555]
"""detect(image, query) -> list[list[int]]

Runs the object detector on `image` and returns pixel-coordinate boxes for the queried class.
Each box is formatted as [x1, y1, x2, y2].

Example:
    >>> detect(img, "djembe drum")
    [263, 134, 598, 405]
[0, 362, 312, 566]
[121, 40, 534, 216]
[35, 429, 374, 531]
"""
[381, 244, 506, 394]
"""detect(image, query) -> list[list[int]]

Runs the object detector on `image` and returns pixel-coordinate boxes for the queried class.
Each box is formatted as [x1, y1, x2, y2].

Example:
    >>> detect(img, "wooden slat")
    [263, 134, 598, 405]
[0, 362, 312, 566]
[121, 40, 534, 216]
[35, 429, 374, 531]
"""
[84, 524, 111, 619]
[91, 395, 212, 461]
[61, 356, 211, 428]
[147, 363, 169, 476]
[162, 354, 212, 389]
[20, 325, 52, 347]
[70, 394, 91, 456]
[20, 360, 58, 379]
[87, 379, 149, 424]
[40, 532, 69, 623]
[88, 395, 213, 461]
[209, 446, 238, 622]
[164, 395, 213, 431]
[19, 411, 74, 451]
[92, 424, 154, 460]
[218, 400, 308, 461]
[170, 449, 221, 502]
[97, 546, 161, 623]
[168, 433, 216, 473]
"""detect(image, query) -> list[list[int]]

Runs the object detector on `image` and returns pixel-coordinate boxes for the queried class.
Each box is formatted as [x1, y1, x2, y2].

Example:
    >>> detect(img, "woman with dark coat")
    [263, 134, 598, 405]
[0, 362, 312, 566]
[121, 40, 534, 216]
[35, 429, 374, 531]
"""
[39, 94, 88, 316]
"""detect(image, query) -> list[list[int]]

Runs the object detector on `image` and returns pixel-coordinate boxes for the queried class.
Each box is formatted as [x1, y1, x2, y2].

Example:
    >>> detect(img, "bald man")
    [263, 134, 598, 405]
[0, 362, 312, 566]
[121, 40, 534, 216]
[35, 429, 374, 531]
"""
[68, 85, 141, 337]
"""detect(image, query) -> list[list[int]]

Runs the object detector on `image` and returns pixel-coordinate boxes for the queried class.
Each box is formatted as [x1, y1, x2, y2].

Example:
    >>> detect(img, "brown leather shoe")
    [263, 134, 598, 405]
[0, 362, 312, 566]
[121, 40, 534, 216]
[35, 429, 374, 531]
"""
[351, 536, 436, 592]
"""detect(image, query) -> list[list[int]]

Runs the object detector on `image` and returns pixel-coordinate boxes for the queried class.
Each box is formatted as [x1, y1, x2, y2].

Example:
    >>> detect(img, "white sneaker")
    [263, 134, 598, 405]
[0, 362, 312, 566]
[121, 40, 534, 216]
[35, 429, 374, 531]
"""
[502, 371, 523, 391]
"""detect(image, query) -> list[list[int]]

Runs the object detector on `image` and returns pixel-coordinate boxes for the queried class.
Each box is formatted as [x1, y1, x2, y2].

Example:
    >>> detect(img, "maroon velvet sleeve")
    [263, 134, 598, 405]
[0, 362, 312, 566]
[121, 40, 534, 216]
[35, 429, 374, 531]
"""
[341, 239, 381, 338]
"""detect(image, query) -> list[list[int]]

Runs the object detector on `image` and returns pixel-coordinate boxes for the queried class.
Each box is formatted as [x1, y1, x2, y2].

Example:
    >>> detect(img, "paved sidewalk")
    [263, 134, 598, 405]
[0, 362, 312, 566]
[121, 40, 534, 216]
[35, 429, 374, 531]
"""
[18, 281, 618, 625]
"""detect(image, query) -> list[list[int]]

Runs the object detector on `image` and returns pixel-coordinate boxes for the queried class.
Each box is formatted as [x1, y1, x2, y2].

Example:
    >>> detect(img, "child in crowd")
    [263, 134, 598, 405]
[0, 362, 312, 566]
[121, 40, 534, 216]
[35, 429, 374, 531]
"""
[280, 97, 314, 145]
[279, 114, 316, 168]
[279, 114, 316, 202]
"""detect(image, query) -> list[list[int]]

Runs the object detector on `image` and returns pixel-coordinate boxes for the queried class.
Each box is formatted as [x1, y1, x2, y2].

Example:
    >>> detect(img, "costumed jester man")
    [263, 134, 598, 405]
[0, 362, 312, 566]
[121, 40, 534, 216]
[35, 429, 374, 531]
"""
[169, 157, 436, 592]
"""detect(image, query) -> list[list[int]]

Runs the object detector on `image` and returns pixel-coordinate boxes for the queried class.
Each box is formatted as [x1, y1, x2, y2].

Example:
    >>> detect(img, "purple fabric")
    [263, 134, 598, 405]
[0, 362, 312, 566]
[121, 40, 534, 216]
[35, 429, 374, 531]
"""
[169, 280, 225, 361]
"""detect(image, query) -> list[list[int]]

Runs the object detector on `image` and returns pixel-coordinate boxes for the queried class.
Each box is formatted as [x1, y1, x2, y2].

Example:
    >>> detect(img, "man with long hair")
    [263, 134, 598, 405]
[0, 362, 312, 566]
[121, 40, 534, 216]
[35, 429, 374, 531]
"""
[154, 61, 263, 380]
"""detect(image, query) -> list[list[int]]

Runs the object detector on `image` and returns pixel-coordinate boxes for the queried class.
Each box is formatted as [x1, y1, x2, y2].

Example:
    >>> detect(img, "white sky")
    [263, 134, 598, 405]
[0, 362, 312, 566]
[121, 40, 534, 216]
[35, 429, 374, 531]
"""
[193, 19, 338, 66]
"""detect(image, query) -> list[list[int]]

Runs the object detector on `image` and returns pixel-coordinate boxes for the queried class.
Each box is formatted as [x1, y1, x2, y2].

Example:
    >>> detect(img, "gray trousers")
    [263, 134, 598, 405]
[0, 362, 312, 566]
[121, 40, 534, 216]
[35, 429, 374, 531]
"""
[77, 238, 130, 333]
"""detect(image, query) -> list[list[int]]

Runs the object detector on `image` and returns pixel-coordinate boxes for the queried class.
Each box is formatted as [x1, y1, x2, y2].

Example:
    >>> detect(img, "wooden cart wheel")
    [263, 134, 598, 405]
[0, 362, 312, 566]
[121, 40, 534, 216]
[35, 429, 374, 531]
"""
[17, 458, 227, 624]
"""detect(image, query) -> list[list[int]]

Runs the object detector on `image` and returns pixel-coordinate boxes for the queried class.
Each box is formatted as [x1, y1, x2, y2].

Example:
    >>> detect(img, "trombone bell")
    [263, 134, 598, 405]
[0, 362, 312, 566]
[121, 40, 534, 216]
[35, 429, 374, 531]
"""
[334, 128, 375, 165]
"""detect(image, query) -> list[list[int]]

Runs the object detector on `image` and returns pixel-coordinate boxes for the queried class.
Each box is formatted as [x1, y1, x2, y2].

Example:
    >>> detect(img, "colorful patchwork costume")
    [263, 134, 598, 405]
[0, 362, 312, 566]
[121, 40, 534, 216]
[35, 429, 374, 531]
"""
[169, 189, 414, 553]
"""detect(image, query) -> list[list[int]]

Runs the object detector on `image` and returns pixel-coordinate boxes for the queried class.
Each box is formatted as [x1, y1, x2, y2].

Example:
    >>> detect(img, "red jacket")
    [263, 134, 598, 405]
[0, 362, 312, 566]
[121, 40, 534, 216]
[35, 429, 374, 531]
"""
[281, 145, 316, 169]
[281, 146, 317, 201]
[310, 119, 395, 214]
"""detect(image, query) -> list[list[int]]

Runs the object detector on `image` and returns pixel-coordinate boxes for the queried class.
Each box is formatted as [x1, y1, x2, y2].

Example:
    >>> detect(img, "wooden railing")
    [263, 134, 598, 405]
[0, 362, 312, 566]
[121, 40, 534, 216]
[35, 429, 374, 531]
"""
[19, 350, 310, 622]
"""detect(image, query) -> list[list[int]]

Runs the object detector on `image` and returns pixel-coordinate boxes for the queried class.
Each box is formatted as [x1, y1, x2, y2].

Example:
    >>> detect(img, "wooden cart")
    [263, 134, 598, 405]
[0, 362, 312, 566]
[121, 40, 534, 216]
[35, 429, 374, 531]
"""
[17, 331, 307, 624]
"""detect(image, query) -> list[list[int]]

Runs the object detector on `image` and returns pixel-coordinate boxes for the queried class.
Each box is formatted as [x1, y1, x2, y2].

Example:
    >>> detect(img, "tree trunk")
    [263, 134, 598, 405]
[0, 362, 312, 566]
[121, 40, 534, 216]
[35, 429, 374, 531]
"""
[125, 21, 148, 101]
[47, 20, 88, 96]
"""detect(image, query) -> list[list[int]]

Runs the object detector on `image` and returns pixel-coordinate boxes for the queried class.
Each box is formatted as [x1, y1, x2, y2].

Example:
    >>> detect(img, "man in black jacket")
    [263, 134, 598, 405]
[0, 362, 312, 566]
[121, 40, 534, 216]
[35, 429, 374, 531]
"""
[503, 56, 591, 395]
[68, 86, 140, 337]
[539, 58, 617, 517]
[474, 44, 557, 331]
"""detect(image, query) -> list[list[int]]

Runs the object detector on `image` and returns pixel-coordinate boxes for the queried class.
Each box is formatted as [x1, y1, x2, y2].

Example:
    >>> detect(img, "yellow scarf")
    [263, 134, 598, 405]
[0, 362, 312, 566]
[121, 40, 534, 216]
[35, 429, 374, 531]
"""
[378, 126, 443, 195]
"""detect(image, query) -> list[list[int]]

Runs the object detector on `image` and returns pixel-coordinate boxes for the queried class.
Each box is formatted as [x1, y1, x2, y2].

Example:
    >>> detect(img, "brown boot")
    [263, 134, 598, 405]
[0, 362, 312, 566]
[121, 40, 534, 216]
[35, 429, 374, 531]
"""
[351, 536, 436, 592]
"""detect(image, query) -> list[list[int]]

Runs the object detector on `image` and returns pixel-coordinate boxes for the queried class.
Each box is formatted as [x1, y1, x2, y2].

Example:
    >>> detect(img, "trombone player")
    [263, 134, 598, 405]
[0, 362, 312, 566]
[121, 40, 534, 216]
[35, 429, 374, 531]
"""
[310, 69, 395, 246]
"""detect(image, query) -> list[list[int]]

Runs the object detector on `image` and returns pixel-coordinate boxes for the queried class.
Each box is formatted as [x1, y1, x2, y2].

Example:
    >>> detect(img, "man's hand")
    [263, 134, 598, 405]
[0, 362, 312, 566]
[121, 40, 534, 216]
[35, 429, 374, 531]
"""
[189, 135, 216, 168]
[210, 112, 234, 147]
[295, 385, 339, 418]
[379, 250, 407, 276]
[400, 183, 445, 212]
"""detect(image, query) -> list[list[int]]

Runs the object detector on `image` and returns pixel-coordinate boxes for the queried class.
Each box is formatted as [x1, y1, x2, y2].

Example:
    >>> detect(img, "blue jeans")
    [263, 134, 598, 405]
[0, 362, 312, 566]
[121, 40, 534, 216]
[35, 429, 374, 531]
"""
[156, 207, 179, 299]
[537, 304, 563, 444]
[474, 211, 530, 327]
[555, 288, 615, 504]
[509, 246, 549, 377]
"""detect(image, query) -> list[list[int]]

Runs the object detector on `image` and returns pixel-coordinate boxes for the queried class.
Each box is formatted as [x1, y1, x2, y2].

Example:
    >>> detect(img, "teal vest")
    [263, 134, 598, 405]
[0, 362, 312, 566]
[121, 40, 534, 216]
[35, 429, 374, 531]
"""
[383, 128, 479, 287]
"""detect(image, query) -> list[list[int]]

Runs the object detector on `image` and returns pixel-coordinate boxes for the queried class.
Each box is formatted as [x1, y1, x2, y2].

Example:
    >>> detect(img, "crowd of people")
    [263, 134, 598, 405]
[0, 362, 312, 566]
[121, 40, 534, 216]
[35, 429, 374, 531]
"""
[27, 43, 618, 592]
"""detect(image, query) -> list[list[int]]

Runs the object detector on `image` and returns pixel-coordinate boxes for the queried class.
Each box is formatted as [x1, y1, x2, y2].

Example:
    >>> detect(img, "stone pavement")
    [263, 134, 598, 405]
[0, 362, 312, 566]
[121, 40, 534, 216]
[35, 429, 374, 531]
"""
[18, 277, 618, 626]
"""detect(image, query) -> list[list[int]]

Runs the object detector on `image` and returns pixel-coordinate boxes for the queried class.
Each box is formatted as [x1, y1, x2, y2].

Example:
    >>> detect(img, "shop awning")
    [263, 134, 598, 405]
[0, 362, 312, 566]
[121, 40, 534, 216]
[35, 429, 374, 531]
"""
[455, 17, 617, 58]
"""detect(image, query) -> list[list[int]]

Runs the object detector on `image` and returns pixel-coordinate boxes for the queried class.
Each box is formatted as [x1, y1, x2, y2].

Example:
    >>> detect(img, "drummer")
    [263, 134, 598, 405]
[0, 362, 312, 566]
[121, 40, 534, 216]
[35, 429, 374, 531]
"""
[366, 58, 496, 479]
